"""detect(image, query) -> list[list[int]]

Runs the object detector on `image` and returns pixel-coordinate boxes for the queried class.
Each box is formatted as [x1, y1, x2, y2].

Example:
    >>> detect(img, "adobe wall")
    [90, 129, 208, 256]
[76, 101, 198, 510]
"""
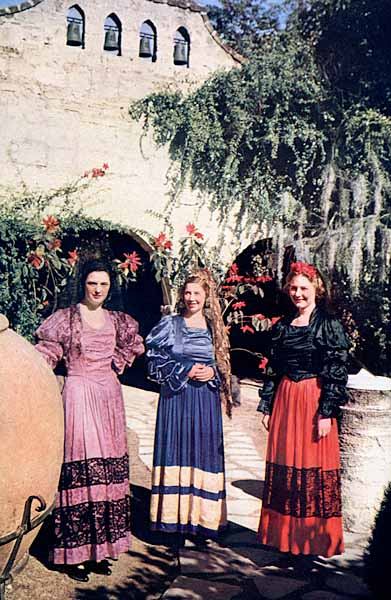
[0, 0, 249, 257]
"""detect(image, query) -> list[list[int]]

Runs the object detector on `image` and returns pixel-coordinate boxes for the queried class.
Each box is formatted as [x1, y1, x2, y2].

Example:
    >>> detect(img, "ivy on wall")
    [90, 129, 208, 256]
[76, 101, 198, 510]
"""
[130, 34, 327, 228]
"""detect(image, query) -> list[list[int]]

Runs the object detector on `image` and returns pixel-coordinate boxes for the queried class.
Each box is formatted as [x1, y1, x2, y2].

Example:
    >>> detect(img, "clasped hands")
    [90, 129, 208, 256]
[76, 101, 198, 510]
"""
[187, 363, 215, 382]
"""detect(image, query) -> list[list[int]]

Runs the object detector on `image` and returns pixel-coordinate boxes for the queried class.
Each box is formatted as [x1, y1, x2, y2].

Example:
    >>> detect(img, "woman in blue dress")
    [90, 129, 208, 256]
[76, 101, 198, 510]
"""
[146, 269, 232, 539]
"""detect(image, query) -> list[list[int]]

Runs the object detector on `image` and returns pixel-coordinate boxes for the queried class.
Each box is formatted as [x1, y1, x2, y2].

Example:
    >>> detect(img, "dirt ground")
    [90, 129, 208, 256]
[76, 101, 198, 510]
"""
[4, 383, 266, 600]
[4, 427, 179, 600]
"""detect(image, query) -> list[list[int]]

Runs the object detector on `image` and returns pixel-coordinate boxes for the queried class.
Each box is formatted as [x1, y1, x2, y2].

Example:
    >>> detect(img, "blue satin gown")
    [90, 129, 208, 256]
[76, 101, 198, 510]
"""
[146, 315, 227, 537]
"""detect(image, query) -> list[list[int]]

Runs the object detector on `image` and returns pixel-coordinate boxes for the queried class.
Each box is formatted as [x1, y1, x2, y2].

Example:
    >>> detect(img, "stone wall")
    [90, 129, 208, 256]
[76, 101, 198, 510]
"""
[340, 385, 391, 536]
[0, 0, 248, 258]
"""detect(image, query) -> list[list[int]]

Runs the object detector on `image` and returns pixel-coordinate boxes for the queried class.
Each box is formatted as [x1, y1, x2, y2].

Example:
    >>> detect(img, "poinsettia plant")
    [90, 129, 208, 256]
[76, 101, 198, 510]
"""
[26, 214, 79, 311]
[148, 224, 278, 375]
[219, 262, 280, 374]
[149, 222, 207, 309]
[113, 251, 142, 284]
[25, 164, 144, 310]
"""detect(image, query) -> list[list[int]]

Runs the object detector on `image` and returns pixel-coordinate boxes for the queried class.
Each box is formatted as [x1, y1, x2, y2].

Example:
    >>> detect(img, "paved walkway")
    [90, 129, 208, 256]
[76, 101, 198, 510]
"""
[123, 383, 372, 600]
[5, 382, 372, 599]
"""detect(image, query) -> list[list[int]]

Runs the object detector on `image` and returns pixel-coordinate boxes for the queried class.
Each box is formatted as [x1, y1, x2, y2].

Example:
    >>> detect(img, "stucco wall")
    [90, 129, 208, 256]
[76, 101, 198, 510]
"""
[0, 0, 248, 258]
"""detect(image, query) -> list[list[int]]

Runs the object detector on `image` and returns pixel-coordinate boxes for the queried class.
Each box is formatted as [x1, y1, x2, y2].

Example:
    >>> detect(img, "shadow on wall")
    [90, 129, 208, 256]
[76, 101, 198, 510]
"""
[364, 482, 391, 600]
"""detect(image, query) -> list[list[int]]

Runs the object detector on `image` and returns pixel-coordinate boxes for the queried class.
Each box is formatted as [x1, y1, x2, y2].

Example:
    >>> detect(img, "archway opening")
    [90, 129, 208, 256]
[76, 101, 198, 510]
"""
[58, 228, 163, 390]
[223, 239, 294, 379]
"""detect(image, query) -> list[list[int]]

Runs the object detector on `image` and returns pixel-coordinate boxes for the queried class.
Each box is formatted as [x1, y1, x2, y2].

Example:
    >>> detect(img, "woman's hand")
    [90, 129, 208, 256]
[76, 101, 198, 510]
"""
[262, 414, 270, 431]
[318, 416, 332, 439]
[188, 364, 215, 382]
[187, 364, 202, 379]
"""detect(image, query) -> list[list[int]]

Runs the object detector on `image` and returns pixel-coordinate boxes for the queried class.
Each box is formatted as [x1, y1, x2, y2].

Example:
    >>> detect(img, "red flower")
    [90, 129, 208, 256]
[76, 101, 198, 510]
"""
[42, 215, 59, 233]
[271, 316, 281, 325]
[27, 252, 44, 269]
[102, 163, 109, 170]
[186, 223, 204, 240]
[240, 325, 255, 334]
[253, 313, 265, 319]
[154, 232, 165, 248]
[258, 357, 268, 370]
[91, 167, 105, 178]
[123, 251, 142, 272]
[226, 274, 243, 283]
[186, 223, 197, 235]
[48, 238, 62, 250]
[154, 232, 172, 251]
[67, 249, 79, 267]
[226, 263, 243, 283]
[83, 170, 90, 178]
[256, 275, 273, 283]
[232, 301, 246, 310]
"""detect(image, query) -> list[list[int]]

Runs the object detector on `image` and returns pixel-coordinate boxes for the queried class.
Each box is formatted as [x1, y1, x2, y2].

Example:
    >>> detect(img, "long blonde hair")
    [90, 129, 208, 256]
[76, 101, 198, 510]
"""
[179, 269, 233, 417]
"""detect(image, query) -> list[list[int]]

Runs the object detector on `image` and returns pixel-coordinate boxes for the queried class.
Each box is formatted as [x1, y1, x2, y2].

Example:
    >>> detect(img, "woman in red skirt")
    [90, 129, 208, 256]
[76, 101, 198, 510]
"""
[258, 261, 349, 557]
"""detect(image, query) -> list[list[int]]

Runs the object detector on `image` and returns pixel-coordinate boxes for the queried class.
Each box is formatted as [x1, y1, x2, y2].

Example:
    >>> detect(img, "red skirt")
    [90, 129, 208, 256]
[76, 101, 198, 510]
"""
[258, 376, 344, 557]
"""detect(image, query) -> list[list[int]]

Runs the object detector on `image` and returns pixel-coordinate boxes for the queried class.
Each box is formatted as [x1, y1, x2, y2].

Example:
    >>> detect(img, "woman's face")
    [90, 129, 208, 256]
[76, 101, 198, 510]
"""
[288, 274, 316, 312]
[183, 282, 207, 316]
[84, 271, 111, 308]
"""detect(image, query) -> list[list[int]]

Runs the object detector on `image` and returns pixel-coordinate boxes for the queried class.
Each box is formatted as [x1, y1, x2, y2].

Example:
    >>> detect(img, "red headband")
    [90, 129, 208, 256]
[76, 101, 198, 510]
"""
[290, 261, 318, 279]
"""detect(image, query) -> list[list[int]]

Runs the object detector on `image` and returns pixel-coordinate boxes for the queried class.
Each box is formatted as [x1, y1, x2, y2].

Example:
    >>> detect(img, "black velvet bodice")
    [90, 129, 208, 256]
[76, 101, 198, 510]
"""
[258, 307, 349, 418]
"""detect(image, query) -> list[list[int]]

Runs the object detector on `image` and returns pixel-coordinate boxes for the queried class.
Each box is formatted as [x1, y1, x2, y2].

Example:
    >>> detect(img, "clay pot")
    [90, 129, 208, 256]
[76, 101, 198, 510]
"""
[0, 315, 63, 577]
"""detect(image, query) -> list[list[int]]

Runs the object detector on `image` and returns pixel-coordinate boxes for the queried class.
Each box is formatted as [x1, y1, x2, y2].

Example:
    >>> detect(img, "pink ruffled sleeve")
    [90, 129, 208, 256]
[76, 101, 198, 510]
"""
[111, 312, 145, 374]
[35, 308, 70, 369]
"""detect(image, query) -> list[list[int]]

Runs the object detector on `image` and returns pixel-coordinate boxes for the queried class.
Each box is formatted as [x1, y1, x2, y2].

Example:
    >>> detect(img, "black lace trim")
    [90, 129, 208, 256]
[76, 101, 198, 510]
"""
[263, 462, 342, 518]
[59, 454, 129, 491]
[53, 495, 131, 549]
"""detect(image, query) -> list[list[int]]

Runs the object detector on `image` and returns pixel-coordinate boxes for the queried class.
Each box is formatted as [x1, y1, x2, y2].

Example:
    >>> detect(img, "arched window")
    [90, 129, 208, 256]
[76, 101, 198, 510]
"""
[173, 27, 190, 67]
[103, 14, 122, 56]
[66, 5, 85, 48]
[139, 20, 157, 62]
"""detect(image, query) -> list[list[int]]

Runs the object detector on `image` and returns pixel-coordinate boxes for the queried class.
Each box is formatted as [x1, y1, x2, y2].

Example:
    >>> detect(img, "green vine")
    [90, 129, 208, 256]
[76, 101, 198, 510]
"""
[0, 169, 142, 340]
[130, 34, 328, 228]
[129, 0, 391, 374]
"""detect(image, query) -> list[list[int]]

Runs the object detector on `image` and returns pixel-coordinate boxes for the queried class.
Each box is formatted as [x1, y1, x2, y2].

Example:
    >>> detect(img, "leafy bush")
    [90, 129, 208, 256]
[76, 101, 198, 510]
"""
[0, 172, 143, 340]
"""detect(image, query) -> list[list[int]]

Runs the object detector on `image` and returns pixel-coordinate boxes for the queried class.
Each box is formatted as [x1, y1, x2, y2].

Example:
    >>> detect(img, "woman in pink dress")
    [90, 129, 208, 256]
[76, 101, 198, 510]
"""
[35, 260, 144, 581]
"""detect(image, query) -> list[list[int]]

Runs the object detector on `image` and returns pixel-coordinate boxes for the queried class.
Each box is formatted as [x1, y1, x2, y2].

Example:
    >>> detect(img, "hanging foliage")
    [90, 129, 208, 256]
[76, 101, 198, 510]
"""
[130, 33, 328, 229]
[129, 0, 391, 373]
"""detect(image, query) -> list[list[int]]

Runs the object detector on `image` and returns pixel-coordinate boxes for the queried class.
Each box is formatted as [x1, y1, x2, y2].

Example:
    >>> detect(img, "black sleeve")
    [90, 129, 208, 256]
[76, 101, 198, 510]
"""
[257, 320, 284, 415]
[318, 317, 349, 417]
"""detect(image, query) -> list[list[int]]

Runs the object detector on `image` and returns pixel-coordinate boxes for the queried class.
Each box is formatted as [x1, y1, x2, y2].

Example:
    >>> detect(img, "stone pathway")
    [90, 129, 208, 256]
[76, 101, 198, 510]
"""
[122, 383, 373, 600]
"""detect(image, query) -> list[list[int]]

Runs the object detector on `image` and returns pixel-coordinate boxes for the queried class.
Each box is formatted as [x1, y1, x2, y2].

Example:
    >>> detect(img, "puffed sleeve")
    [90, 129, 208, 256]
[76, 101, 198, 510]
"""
[146, 316, 195, 392]
[257, 320, 285, 414]
[112, 312, 145, 374]
[316, 316, 349, 417]
[35, 309, 69, 368]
